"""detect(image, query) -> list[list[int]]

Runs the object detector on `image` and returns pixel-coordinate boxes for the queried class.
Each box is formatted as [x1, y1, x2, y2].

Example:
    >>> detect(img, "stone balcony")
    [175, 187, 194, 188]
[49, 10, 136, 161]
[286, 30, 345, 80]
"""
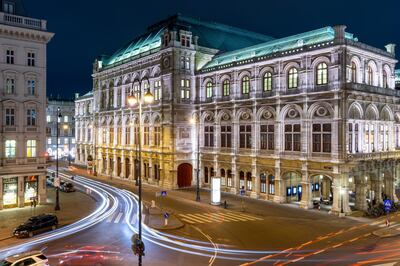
[0, 12, 47, 31]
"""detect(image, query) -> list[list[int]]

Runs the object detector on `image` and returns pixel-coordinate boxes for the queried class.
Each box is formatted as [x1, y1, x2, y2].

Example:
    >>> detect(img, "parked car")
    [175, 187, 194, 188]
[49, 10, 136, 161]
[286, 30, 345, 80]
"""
[46, 175, 54, 187]
[13, 214, 58, 238]
[58, 245, 123, 266]
[60, 182, 75, 193]
[1, 250, 49, 265]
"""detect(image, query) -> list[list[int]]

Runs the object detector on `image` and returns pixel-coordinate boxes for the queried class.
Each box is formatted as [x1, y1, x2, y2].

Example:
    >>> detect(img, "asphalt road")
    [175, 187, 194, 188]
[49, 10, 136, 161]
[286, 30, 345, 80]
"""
[2, 169, 400, 266]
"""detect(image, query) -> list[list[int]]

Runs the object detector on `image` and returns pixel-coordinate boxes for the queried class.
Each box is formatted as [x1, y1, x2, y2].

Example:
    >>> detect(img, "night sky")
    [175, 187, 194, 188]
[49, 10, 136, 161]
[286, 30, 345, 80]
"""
[23, 0, 399, 99]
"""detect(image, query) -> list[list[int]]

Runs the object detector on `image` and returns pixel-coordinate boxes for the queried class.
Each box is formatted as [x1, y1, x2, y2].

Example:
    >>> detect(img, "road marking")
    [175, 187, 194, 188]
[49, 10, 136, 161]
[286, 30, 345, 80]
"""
[313, 249, 326, 255]
[114, 212, 123, 223]
[211, 213, 240, 222]
[178, 212, 263, 225]
[106, 213, 115, 223]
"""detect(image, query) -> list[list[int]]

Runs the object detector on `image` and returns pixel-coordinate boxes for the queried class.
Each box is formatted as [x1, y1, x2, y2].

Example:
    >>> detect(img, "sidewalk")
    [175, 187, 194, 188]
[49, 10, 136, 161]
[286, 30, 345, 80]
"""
[0, 187, 96, 242]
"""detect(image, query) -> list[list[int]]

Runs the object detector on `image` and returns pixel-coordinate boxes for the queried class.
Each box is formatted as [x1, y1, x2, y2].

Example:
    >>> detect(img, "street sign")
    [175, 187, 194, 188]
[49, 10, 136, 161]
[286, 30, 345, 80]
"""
[161, 191, 167, 197]
[384, 199, 392, 212]
[164, 212, 170, 219]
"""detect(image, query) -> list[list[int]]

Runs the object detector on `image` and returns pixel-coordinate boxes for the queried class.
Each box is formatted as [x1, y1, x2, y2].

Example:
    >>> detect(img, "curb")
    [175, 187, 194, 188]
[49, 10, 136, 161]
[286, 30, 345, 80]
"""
[0, 236, 13, 242]
[147, 222, 185, 231]
[372, 227, 400, 238]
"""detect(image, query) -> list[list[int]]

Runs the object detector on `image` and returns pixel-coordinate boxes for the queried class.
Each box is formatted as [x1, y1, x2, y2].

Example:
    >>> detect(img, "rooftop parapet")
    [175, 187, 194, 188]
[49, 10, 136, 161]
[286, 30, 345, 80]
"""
[0, 11, 46, 31]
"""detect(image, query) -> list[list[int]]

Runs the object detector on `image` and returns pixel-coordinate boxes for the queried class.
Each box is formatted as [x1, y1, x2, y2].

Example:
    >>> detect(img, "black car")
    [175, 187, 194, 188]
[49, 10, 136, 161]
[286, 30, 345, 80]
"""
[13, 214, 58, 238]
[60, 182, 75, 192]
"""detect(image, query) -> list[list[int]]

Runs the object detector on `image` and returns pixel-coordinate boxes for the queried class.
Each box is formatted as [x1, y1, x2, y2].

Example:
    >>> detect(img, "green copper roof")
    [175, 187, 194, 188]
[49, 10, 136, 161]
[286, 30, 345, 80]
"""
[202, 27, 356, 69]
[101, 14, 274, 68]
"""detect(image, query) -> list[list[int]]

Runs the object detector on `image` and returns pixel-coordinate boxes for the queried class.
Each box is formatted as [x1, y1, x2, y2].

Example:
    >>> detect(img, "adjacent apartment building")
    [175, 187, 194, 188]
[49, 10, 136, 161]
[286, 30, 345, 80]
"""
[75, 14, 399, 215]
[0, 0, 53, 209]
[46, 97, 76, 163]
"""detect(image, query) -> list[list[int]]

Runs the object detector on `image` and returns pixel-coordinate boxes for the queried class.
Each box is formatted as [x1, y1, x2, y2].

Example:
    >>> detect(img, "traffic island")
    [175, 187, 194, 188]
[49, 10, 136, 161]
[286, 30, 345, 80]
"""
[144, 205, 184, 230]
[373, 226, 400, 238]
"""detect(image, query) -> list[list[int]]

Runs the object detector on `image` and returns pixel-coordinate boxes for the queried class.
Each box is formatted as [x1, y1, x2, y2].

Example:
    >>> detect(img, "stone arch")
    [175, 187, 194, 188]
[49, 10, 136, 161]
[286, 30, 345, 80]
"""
[201, 110, 215, 123]
[237, 70, 252, 81]
[202, 76, 214, 87]
[348, 102, 363, 119]
[365, 104, 379, 120]
[140, 69, 150, 80]
[122, 74, 131, 85]
[130, 72, 139, 83]
[259, 66, 274, 78]
[256, 106, 275, 121]
[366, 60, 378, 86]
[280, 104, 303, 120]
[307, 102, 334, 119]
[218, 73, 231, 83]
[151, 65, 161, 77]
[151, 112, 162, 125]
[216, 109, 232, 123]
[380, 105, 394, 121]
[283, 61, 300, 73]
[235, 108, 253, 122]
[310, 56, 330, 69]
[177, 163, 193, 188]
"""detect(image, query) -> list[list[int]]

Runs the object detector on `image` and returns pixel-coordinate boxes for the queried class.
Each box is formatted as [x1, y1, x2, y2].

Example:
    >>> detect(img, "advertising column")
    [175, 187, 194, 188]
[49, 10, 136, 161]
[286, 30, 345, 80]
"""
[211, 177, 221, 205]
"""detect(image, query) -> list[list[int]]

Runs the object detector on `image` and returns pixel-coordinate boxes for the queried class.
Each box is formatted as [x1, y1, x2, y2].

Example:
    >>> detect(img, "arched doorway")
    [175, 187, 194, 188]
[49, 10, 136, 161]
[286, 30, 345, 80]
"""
[310, 174, 333, 205]
[125, 158, 130, 179]
[283, 172, 302, 203]
[177, 163, 193, 188]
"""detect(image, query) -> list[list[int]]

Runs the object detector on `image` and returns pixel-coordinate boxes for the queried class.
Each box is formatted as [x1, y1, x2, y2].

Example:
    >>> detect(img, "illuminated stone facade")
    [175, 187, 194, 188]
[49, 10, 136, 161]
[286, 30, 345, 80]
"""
[75, 15, 400, 214]
[0, 1, 53, 209]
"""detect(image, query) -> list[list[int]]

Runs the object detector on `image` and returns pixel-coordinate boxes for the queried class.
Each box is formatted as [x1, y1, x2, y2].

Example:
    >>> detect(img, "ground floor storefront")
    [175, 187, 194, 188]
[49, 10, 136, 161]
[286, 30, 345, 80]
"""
[0, 174, 46, 210]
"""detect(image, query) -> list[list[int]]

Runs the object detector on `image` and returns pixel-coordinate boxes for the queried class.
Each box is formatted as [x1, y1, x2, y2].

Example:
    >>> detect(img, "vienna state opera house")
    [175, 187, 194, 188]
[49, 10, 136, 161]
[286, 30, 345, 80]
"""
[75, 14, 400, 215]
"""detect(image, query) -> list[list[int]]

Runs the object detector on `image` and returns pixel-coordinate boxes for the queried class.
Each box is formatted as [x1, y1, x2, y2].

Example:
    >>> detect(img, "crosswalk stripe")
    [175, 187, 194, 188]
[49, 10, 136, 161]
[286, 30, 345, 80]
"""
[185, 213, 212, 223]
[180, 218, 196, 224]
[204, 213, 226, 223]
[114, 212, 123, 223]
[222, 212, 251, 221]
[232, 212, 263, 221]
[212, 213, 242, 222]
[179, 214, 205, 224]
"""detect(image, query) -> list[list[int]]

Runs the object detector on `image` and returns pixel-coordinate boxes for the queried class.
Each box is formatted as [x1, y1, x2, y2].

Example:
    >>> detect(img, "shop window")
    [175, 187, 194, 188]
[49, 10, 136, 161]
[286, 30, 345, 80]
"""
[24, 176, 38, 203]
[3, 177, 18, 206]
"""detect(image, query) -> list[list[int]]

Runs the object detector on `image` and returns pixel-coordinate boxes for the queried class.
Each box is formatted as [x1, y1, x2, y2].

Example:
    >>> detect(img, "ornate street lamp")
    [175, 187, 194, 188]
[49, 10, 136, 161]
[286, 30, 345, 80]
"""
[127, 78, 153, 266]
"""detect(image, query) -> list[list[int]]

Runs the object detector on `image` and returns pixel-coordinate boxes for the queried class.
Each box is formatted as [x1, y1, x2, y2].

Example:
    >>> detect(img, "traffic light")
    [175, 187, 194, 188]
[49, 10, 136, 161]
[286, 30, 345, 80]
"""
[131, 234, 145, 256]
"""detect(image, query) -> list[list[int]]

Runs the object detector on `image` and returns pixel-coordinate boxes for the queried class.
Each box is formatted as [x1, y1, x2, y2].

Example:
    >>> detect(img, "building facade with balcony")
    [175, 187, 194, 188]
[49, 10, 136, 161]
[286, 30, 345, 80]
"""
[0, 0, 53, 210]
[75, 14, 399, 214]
[46, 97, 76, 163]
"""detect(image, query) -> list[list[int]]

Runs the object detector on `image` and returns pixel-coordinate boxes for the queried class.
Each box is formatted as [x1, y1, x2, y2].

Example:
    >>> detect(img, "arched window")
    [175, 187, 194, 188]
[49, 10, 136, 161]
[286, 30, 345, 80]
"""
[206, 81, 213, 98]
[246, 172, 252, 191]
[220, 169, 226, 186]
[260, 174, 267, 193]
[316, 62, 328, 85]
[263, 72, 272, 91]
[227, 170, 232, 187]
[288, 67, 298, 89]
[367, 66, 373, 85]
[383, 70, 388, 88]
[222, 79, 230, 96]
[241, 76, 250, 94]
[268, 175, 275, 195]
[239, 171, 245, 189]
[351, 61, 357, 82]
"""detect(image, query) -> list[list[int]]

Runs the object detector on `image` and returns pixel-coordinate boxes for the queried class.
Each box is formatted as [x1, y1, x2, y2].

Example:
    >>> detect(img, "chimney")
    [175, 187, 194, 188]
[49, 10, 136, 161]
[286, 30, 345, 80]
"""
[385, 43, 396, 56]
[333, 25, 347, 42]
[75, 93, 79, 99]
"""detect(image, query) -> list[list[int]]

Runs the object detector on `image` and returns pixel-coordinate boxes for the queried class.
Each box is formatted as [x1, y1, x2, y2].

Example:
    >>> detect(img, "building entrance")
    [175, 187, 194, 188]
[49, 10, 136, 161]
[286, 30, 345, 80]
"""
[177, 163, 193, 188]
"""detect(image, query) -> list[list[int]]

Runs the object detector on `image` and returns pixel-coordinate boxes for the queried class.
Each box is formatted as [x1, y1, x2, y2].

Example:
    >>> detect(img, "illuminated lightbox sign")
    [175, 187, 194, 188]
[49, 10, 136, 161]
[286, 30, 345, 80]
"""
[211, 177, 221, 205]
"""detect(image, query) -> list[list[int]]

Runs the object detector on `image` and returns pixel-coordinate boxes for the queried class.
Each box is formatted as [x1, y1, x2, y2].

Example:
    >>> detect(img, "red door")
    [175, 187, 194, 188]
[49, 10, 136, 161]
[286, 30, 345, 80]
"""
[177, 163, 192, 188]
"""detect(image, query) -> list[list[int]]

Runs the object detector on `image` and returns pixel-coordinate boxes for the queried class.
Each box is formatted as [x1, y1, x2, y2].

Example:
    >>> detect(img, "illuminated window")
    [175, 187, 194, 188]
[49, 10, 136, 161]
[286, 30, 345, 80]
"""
[288, 68, 298, 89]
[47, 138, 51, 145]
[227, 170, 232, 187]
[246, 172, 252, 191]
[154, 80, 161, 101]
[263, 72, 272, 91]
[180, 79, 190, 99]
[260, 174, 267, 193]
[26, 140, 37, 157]
[5, 78, 15, 94]
[125, 126, 130, 145]
[222, 79, 230, 96]
[5, 140, 16, 158]
[46, 115, 51, 123]
[64, 116, 68, 122]
[241, 76, 250, 94]
[312, 123, 332, 153]
[316, 63, 328, 85]
[206, 81, 213, 98]
[268, 175, 275, 195]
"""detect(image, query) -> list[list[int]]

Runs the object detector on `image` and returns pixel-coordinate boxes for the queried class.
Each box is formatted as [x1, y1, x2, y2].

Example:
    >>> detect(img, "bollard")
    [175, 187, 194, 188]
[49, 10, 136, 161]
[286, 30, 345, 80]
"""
[164, 218, 168, 226]
[151, 200, 156, 208]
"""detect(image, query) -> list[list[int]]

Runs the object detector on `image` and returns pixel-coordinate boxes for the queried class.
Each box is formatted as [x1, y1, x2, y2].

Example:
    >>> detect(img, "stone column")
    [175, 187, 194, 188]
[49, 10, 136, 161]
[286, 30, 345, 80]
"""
[0, 178, 3, 210]
[355, 176, 368, 211]
[300, 163, 313, 209]
[18, 176, 24, 208]
[231, 157, 238, 194]
[38, 175, 47, 204]
[106, 153, 110, 176]
[121, 154, 126, 179]
[113, 153, 118, 177]
[129, 154, 134, 180]
[273, 160, 285, 203]
[250, 162, 259, 199]
[331, 174, 351, 215]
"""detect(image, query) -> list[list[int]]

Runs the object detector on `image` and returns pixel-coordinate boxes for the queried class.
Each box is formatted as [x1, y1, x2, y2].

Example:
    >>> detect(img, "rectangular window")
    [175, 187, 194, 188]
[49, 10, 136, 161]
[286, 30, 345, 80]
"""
[47, 138, 51, 145]
[27, 52, 35, 67]
[27, 140, 37, 157]
[5, 78, 15, 94]
[220, 125, 232, 148]
[27, 109, 36, 126]
[180, 79, 190, 99]
[5, 140, 16, 158]
[117, 128, 122, 145]
[27, 80, 36, 95]
[3, 2, 15, 14]
[312, 123, 331, 153]
[64, 116, 68, 122]
[144, 126, 149, 145]
[134, 126, 139, 145]
[239, 125, 252, 149]
[46, 115, 51, 123]
[154, 126, 161, 146]
[5, 108, 15, 126]
[6, 49, 14, 64]
[154, 80, 162, 101]
[285, 124, 301, 151]
[227, 170, 232, 187]
[125, 127, 131, 145]
[204, 125, 214, 147]
[260, 124, 274, 150]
